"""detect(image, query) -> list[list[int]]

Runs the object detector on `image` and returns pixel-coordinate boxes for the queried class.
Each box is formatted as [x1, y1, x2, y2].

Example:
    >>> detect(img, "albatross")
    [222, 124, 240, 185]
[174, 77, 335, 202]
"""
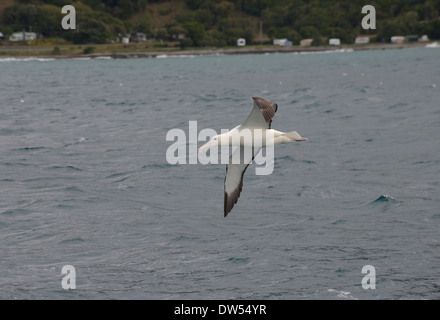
[198, 96, 307, 217]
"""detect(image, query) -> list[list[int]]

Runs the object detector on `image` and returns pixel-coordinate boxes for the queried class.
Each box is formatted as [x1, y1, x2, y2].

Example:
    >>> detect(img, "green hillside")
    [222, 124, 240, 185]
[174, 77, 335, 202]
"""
[1, 0, 439, 46]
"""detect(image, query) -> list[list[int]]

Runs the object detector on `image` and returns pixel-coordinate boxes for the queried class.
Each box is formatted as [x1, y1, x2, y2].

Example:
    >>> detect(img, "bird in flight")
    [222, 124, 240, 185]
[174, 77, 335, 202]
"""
[198, 96, 308, 217]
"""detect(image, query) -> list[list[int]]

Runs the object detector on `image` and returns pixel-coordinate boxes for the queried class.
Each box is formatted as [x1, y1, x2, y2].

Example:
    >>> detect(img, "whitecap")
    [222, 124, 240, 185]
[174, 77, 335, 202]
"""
[327, 289, 357, 300]
[0, 57, 55, 62]
[299, 48, 354, 55]
[426, 42, 439, 48]
[156, 54, 205, 59]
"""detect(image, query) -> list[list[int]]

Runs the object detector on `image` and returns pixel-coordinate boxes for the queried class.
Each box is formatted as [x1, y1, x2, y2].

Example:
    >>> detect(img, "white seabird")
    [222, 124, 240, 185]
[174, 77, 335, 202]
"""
[198, 96, 308, 217]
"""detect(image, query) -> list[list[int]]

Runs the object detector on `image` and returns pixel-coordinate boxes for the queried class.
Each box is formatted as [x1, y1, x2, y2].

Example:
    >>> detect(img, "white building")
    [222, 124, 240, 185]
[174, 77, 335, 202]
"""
[419, 35, 429, 42]
[273, 38, 292, 46]
[9, 32, 36, 41]
[236, 38, 246, 46]
[355, 36, 370, 44]
[329, 38, 341, 46]
[390, 36, 405, 44]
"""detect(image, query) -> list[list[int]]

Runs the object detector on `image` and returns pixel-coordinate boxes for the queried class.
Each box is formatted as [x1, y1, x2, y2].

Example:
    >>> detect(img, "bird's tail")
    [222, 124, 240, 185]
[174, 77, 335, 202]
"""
[284, 131, 308, 141]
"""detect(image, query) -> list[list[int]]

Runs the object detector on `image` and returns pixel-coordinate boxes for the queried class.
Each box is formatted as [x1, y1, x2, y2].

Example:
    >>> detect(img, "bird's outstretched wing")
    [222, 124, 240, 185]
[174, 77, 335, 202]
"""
[241, 96, 278, 130]
[223, 96, 278, 217]
[224, 146, 261, 217]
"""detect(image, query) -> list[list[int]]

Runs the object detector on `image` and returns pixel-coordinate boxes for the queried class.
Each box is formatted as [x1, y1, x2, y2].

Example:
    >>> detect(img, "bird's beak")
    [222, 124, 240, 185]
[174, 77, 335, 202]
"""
[198, 141, 211, 153]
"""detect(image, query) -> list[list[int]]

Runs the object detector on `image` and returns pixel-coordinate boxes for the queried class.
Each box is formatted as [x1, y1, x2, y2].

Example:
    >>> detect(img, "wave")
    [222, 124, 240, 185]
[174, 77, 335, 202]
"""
[0, 57, 55, 62]
[277, 155, 296, 162]
[327, 289, 357, 300]
[364, 195, 403, 212]
[142, 163, 174, 169]
[371, 194, 397, 203]
[13, 146, 47, 151]
[297, 48, 354, 55]
[156, 52, 226, 59]
[426, 42, 439, 48]
[45, 165, 83, 172]
[156, 54, 198, 59]
[1, 208, 31, 215]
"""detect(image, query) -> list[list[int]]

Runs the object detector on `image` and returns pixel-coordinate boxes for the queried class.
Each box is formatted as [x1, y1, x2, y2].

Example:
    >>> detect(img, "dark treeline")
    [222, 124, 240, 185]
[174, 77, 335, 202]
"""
[1, 0, 439, 45]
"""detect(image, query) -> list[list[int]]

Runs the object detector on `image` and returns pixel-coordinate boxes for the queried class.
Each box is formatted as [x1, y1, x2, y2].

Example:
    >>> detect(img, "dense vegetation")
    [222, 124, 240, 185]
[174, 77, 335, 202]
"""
[1, 0, 439, 46]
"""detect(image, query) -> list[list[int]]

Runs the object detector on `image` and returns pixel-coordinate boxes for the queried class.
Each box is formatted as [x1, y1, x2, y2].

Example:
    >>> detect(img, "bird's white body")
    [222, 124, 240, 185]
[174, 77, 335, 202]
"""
[199, 126, 306, 151]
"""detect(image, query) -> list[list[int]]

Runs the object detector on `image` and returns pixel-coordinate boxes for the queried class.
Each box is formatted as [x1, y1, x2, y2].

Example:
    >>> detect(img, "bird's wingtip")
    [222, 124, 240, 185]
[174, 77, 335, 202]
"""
[224, 192, 230, 217]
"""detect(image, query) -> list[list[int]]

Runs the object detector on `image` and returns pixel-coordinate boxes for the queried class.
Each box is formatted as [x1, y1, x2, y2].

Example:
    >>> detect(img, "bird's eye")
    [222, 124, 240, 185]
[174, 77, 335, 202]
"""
[273, 103, 278, 111]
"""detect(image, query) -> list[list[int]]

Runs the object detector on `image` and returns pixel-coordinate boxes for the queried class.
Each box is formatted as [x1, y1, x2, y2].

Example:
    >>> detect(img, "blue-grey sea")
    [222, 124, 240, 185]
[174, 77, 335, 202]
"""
[0, 47, 439, 300]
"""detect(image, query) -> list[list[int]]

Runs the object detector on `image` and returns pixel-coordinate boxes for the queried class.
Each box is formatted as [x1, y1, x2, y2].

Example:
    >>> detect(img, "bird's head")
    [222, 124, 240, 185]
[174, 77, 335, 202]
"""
[198, 134, 221, 153]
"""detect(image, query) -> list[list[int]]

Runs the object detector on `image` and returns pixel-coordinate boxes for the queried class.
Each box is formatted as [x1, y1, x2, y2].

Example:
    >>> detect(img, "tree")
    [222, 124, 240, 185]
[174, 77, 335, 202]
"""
[377, 18, 407, 41]
[236, 0, 273, 16]
[70, 18, 112, 43]
[199, 29, 227, 47]
[183, 21, 205, 46]
[1, 26, 13, 37]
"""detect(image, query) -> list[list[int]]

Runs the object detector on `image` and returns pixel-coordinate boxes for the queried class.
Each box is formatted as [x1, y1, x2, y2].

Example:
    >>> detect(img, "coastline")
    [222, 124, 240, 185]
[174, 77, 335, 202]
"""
[0, 42, 434, 60]
[88, 42, 429, 59]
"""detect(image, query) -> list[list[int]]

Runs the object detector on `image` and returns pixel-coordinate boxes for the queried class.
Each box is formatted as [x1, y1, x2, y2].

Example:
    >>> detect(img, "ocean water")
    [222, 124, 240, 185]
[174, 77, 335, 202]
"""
[0, 47, 439, 300]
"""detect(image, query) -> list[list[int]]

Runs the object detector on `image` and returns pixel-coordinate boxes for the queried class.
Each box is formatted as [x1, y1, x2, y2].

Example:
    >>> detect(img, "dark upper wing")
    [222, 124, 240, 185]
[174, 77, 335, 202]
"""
[240, 96, 278, 130]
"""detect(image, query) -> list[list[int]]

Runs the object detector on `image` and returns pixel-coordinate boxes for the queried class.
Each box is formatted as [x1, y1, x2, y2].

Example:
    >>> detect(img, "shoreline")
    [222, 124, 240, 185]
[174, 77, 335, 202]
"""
[0, 42, 434, 60]
[89, 42, 428, 59]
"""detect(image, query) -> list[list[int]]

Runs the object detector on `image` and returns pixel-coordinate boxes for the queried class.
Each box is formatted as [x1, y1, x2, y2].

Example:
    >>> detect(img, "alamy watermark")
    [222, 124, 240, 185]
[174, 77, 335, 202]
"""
[61, 265, 76, 290]
[361, 265, 376, 289]
[166, 121, 275, 175]
[61, 5, 76, 30]
[58, 263, 377, 291]
[59, 4, 376, 33]
[361, 5, 376, 30]
[59, 3, 376, 31]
